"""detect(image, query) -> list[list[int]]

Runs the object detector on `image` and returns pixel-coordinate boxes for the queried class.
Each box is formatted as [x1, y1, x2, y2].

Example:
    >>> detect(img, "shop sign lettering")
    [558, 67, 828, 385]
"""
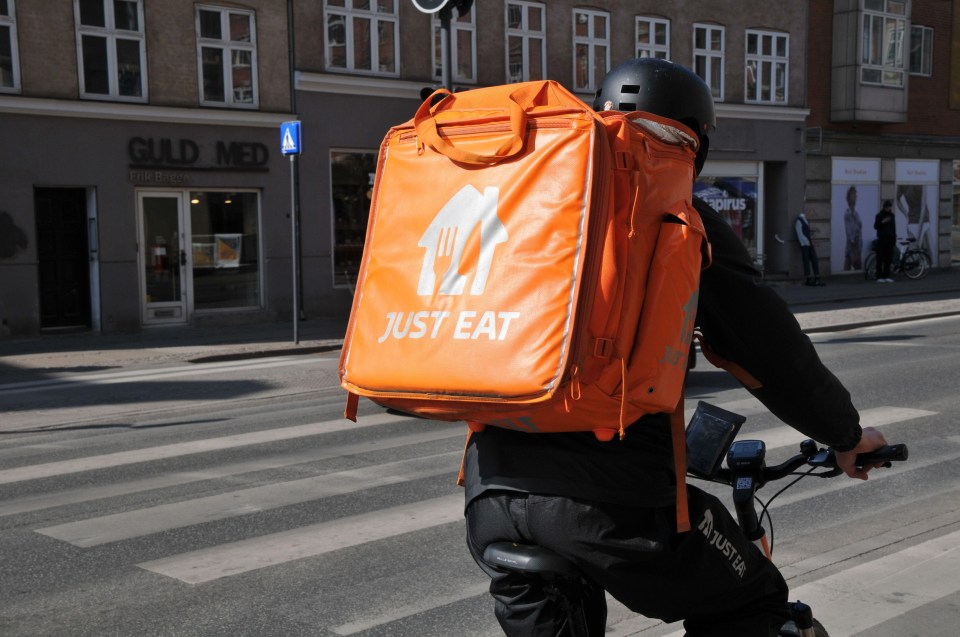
[127, 137, 270, 172]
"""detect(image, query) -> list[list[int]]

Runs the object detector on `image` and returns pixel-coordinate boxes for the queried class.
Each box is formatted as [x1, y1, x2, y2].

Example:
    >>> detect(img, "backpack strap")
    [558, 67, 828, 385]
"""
[670, 392, 691, 533]
[344, 391, 360, 421]
[456, 428, 476, 486]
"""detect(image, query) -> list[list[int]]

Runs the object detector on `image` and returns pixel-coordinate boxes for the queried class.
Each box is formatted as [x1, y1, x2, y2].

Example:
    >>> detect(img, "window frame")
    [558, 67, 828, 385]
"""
[74, 0, 147, 102]
[0, 0, 20, 93]
[744, 29, 789, 104]
[860, 0, 907, 87]
[572, 7, 610, 93]
[693, 22, 725, 102]
[195, 5, 260, 109]
[505, 1, 547, 84]
[909, 24, 933, 77]
[324, 0, 400, 77]
[431, 4, 477, 85]
[635, 15, 670, 60]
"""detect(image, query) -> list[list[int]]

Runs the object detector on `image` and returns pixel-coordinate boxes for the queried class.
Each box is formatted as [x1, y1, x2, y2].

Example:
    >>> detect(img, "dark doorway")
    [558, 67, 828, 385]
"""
[35, 188, 91, 330]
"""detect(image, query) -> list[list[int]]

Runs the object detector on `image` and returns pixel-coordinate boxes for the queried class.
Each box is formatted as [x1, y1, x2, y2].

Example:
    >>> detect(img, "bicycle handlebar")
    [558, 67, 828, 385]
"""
[852, 443, 909, 466]
[707, 441, 908, 542]
[712, 442, 909, 486]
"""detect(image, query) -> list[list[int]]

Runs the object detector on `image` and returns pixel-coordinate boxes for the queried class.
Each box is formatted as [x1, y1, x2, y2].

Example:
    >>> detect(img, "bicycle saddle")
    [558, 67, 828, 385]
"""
[483, 542, 581, 578]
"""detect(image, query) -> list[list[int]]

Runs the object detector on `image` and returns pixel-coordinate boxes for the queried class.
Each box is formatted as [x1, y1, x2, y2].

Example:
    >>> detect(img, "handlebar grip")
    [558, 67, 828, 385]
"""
[855, 443, 908, 466]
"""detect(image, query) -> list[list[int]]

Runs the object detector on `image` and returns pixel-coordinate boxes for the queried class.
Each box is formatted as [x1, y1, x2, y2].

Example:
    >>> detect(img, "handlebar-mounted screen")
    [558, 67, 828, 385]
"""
[685, 401, 746, 478]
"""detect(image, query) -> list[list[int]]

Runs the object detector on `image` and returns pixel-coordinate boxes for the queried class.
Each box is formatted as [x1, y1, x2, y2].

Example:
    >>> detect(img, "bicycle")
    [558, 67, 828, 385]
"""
[863, 237, 931, 281]
[481, 402, 908, 637]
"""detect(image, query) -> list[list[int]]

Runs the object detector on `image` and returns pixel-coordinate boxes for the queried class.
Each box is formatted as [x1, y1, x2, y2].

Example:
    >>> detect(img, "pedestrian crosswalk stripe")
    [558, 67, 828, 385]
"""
[0, 356, 321, 395]
[36, 452, 460, 546]
[0, 412, 429, 485]
[15, 403, 938, 597]
[793, 529, 960, 634]
[137, 494, 464, 584]
[330, 581, 491, 636]
[718, 406, 935, 451]
[1, 429, 464, 517]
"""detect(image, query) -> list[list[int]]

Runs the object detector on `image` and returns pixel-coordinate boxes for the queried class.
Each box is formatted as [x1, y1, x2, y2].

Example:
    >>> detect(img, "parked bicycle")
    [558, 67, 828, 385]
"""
[482, 403, 908, 637]
[863, 237, 931, 281]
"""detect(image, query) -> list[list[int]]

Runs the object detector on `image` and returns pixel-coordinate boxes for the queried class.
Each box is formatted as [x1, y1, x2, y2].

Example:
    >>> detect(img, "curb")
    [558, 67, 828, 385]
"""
[801, 309, 960, 334]
[186, 343, 342, 364]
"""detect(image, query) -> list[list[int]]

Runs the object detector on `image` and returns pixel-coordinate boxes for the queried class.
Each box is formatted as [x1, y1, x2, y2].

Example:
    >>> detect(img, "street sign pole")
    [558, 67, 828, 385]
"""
[289, 154, 300, 344]
[280, 121, 302, 344]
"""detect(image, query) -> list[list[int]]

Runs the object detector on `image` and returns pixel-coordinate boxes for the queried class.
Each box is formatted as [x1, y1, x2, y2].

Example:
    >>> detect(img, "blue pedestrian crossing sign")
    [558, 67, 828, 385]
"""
[280, 121, 302, 155]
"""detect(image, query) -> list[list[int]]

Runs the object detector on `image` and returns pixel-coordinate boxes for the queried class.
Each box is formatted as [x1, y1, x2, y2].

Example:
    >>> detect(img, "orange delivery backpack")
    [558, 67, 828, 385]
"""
[338, 80, 709, 531]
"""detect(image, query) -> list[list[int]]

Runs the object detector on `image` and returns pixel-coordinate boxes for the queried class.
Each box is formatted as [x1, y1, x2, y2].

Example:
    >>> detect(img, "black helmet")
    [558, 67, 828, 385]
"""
[593, 58, 716, 173]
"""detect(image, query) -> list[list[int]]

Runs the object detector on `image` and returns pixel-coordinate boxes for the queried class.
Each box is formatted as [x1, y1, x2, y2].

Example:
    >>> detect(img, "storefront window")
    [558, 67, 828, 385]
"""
[332, 151, 376, 288]
[953, 160, 960, 263]
[189, 191, 260, 310]
[695, 176, 758, 258]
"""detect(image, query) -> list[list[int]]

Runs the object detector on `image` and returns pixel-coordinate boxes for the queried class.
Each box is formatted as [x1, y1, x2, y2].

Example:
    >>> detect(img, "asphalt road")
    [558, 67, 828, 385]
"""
[0, 304, 958, 635]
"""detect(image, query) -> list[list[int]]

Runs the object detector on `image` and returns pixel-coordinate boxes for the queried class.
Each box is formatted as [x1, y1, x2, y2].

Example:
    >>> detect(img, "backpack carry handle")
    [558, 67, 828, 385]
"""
[414, 81, 593, 166]
[414, 88, 528, 165]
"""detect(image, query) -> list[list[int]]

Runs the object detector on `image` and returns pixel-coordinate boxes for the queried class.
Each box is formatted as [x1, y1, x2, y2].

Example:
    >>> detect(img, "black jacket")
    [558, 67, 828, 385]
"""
[463, 198, 862, 508]
[874, 209, 896, 239]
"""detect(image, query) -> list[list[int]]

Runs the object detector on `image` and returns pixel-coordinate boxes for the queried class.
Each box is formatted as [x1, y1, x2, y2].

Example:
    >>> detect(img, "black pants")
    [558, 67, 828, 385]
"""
[800, 244, 820, 279]
[876, 236, 895, 279]
[466, 489, 789, 637]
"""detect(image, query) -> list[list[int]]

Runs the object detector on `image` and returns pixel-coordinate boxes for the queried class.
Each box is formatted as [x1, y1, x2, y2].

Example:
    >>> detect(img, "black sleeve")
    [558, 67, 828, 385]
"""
[693, 198, 862, 451]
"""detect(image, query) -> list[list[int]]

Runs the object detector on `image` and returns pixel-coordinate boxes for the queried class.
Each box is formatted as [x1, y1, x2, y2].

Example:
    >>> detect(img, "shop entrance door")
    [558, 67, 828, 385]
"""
[139, 192, 188, 324]
[35, 188, 92, 331]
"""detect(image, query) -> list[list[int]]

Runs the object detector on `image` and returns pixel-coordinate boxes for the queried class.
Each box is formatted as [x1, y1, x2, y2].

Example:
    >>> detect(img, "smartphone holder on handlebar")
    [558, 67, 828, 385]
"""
[685, 401, 745, 478]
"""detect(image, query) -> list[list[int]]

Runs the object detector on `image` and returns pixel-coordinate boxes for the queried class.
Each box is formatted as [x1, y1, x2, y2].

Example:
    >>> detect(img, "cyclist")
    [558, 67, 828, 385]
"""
[463, 58, 888, 637]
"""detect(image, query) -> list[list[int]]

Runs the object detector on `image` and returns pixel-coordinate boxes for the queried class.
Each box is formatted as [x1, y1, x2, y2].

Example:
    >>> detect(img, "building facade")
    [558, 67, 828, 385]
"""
[4, 1, 953, 338]
[0, 1, 293, 336]
[295, 0, 811, 320]
[805, 0, 960, 277]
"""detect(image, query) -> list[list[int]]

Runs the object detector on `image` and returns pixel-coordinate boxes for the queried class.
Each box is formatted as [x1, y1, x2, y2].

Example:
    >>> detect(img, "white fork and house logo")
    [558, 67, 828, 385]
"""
[417, 185, 507, 296]
[376, 185, 521, 344]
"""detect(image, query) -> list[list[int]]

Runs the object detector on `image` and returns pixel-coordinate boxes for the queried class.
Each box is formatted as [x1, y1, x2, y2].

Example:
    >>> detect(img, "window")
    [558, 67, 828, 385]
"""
[861, 0, 906, 86]
[74, 0, 146, 100]
[189, 191, 261, 310]
[325, 0, 398, 76]
[432, 4, 476, 84]
[505, 1, 546, 83]
[745, 30, 788, 104]
[331, 151, 377, 288]
[0, 0, 19, 92]
[196, 6, 258, 107]
[909, 25, 933, 76]
[636, 16, 669, 60]
[693, 23, 724, 101]
[572, 8, 609, 93]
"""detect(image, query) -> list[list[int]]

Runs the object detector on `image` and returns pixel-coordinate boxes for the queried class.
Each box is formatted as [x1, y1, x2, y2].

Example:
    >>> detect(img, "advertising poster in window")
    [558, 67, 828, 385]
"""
[215, 234, 242, 268]
[895, 160, 939, 263]
[694, 177, 757, 257]
[831, 158, 879, 272]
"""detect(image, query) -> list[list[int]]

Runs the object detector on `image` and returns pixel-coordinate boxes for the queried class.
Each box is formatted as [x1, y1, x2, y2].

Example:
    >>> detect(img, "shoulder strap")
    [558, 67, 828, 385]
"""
[670, 393, 691, 533]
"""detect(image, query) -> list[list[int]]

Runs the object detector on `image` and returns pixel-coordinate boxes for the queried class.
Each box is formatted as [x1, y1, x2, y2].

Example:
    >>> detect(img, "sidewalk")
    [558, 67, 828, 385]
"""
[1, 266, 959, 377]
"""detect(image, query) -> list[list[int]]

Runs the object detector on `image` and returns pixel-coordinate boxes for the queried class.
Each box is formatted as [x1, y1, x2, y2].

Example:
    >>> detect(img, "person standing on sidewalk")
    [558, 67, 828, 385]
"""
[795, 210, 825, 286]
[874, 200, 897, 283]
